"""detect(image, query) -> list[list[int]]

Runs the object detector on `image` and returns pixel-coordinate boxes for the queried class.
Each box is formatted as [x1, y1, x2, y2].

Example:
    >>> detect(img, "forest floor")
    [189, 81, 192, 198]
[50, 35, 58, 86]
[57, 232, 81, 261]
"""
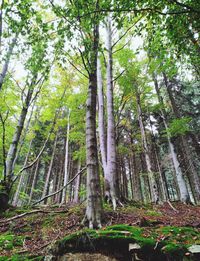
[0, 202, 200, 260]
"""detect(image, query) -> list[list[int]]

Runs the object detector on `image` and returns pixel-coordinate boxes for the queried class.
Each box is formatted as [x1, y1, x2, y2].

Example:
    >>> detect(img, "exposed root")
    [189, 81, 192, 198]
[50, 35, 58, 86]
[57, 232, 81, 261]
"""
[167, 200, 179, 213]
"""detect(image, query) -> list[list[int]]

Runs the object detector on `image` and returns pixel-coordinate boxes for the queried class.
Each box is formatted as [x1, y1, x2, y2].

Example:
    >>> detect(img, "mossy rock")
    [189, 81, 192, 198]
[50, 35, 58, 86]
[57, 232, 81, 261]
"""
[48, 225, 200, 261]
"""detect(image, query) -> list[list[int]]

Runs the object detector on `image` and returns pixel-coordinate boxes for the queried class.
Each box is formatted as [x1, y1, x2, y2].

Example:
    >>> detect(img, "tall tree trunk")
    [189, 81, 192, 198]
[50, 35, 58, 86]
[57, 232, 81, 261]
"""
[153, 73, 190, 202]
[135, 90, 159, 203]
[86, 70, 102, 228]
[97, 57, 107, 176]
[5, 79, 36, 184]
[0, 36, 17, 91]
[163, 73, 200, 202]
[105, 14, 117, 209]
[42, 131, 58, 201]
[13, 99, 38, 168]
[12, 139, 33, 206]
[61, 110, 70, 204]
[85, 23, 102, 228]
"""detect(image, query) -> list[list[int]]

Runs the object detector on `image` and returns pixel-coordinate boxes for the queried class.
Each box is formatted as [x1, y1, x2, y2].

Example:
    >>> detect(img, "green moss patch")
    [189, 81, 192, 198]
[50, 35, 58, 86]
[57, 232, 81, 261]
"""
[0, 234, 25, 251]
[50, 224, 200, 259]
[0, 255, 44, 261]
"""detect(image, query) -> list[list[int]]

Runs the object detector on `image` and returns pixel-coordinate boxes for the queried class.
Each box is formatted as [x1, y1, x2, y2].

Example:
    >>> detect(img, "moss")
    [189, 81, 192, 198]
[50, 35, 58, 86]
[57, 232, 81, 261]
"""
[0, 255, 44, 261]
[1, 207, 32, 219]
[51, 224, 200, 258]
[42, 215, 54, 228]
[106, 224, 141, 233]
[161, 243, 187, 257]
[158, 226, 200, 244]
[146, 210, 162, 217]
[0, 234, 25, 251]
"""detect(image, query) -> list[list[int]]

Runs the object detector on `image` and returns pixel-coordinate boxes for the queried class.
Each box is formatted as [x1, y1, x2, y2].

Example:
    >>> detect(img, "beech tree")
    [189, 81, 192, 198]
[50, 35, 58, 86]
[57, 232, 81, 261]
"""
[0, 0, 199, 227]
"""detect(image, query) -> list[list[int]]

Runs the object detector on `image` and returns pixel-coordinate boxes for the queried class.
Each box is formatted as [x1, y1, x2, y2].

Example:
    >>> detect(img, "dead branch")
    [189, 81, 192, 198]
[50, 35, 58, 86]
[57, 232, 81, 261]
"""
[32, 167, 86, 205]
[0, 209, 68, 225]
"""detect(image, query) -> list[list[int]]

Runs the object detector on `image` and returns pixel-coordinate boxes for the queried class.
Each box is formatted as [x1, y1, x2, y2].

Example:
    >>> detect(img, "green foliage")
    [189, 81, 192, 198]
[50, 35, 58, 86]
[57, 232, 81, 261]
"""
[166, 117, 192, 137]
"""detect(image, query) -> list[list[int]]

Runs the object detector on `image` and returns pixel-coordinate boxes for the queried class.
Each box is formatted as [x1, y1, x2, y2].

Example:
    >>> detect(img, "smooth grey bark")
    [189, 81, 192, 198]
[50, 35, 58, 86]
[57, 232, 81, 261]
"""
[42, 131, 58, 200]
[5, 79, 36, 183]
[0, 36, 17, 91]
[159, 74, 190, 202]
[135, 90, 159, 203]
[61, 109, 70, 204]
[153, 142, 168, 201]
[168, 138, 189, 201]
[149, 114, 167, 201]
[153, 73, 189, 202]
[105, 15, 117, 209]
[97, 57, 107, 176]
[13, 99, 38, 169]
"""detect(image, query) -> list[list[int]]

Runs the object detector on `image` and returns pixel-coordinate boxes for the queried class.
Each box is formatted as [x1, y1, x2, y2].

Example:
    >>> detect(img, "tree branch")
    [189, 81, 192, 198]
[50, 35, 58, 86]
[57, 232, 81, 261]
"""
[112, 15, 143, 49]
[32, 167, 86, 205]
[67, 58, 89, 79]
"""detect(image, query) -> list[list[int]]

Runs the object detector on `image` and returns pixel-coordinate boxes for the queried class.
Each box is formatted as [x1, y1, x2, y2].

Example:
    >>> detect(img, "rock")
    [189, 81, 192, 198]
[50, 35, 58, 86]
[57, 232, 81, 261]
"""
[48, 253, 118, 261]
[129, 243, 141, 251]
[188, 245, 200, 253]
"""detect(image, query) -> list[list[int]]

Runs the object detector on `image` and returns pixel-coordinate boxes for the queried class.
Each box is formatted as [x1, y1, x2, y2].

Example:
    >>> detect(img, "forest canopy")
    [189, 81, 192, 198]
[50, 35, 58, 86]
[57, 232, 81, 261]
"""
[0, 0, 200, 229]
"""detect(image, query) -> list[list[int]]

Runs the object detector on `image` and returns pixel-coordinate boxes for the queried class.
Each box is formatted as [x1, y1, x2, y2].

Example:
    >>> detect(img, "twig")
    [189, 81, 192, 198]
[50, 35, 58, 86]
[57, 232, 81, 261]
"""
[32, 167, 86, 205]
[0, 209, 68, 224]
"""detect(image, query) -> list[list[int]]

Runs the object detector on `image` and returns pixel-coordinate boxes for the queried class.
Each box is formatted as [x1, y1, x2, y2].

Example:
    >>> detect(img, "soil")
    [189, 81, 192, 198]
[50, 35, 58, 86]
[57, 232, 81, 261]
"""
[0, 202, 200, 259]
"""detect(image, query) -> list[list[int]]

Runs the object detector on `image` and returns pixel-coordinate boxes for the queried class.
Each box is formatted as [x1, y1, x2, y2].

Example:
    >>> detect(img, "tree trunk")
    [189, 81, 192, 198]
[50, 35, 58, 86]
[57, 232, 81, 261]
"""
[135, 90, 159, 203]
[61, 110, 70, 204]
[153, 73, 190, 202]
[12, 139, 33, 206]
[86, 69, 102, 228]
[85, 21, 102, 227]
[105, 15, 118, 209]
[163, 73, 199, 202]
[73, 160, 81, 203]
[0, 36, 17, 91]
[28, 159, 40, 204]
[97, 57, 107, 176]
[130, 152, 142, 202]
[5, 79, 36, 184]
[42, 131, 58, 202]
